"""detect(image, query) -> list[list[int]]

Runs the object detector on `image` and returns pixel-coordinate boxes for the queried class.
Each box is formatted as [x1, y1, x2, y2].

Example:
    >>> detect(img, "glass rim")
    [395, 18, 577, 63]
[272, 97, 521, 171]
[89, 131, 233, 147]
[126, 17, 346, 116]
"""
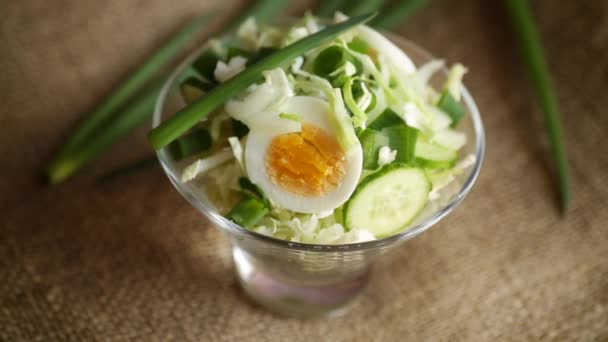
[153, 29, 486, 253]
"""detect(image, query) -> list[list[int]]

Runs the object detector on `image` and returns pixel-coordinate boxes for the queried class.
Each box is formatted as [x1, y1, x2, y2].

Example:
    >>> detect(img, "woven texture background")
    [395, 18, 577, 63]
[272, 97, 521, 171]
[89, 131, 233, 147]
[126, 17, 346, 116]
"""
[1, 0, 607, 340]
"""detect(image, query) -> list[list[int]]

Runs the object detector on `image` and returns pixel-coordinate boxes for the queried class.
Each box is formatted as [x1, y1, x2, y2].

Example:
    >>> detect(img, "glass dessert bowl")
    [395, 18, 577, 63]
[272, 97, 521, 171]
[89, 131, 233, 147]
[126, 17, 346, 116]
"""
[152, 23, 485, 318]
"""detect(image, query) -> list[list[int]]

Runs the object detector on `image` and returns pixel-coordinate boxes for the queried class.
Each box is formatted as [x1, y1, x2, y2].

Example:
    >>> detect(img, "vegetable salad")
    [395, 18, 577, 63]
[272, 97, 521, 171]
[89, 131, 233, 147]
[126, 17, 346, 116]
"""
[169, 14, 474, 244]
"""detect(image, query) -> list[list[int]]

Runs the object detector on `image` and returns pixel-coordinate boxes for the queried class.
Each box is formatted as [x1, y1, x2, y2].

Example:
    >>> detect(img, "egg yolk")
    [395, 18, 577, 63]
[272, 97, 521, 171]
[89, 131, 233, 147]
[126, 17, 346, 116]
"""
[266, 123, 346, 197]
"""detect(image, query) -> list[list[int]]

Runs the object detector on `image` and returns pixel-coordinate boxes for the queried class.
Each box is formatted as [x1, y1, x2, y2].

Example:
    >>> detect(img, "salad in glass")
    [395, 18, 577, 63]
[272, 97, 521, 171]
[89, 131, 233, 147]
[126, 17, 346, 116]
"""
[154, 13, 476, 245]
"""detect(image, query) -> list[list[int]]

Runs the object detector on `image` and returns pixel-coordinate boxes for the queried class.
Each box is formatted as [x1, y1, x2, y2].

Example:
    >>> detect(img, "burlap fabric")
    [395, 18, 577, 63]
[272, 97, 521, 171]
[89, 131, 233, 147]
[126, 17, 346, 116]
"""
[1, 0, 607, 340]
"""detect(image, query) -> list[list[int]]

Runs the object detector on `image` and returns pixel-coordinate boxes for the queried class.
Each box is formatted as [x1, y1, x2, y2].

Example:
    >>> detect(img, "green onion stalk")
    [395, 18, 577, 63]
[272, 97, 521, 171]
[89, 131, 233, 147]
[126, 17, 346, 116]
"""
[372, 0, 429, 30]
[504, 0, 570, 212]
[47, 0, 291, 184]
[148, 13, 377, 150]
[46, 15, 212, 184]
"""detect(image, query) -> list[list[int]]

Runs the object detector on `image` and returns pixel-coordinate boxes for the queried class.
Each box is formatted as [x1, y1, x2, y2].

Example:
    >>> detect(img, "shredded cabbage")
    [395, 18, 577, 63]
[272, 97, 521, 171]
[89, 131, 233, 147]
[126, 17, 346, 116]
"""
[181, 149, 233, 182]
[445, 63, 468, 102]
[228, 137, 245, 172]
[214, 56, 248, 82]
[427, 154, 476, 200]
[252, 207, 375, 244]
[377, 146, 397, 166]
[225, 68, 298, 133]
[291, 57, 360, 154]
[209, 112, 231, 141]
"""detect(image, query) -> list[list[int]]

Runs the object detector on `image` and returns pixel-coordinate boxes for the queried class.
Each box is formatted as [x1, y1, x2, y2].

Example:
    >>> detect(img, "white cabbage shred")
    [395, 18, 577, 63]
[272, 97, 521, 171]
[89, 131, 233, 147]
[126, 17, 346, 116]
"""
[181, 149, 234, 182]
[377, 146, 397, 166]
[214, 56, 248, 83]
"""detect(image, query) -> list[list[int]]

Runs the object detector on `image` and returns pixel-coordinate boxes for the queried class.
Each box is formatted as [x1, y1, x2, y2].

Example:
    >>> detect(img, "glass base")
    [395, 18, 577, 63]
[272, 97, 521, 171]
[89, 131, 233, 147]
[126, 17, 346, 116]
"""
[233, 246, 370, 318]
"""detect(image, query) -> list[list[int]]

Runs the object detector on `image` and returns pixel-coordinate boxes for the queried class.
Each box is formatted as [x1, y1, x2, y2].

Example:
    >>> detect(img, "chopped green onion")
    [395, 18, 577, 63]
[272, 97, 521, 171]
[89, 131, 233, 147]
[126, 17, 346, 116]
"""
[359, 129, 389, 169]
[437, 91, 465, 128]
[46, 15, 212, 182]
[168, 128, 212, 160]
[343, 78, 368, 127]
[179, 77, 213, 104]
[347, 38, 370, 54]
[48, 82, 164, 184]
[231, 119, 250, 138]
[371, 0, 428, 30]
[313, 45, 353, 80]
[227, 196, 269, 228]
[226, 46, 251, 60]
[238, 177, 269, 206]
[278, 112, 302, 122]
[383, 125, 418, 164]
[148, 13, 377, 151]
[367, 108, 403, 130]
[247, 47, 278, 66]
[192, 48, 223, 83]
[346, 0, 386, 17]
[317, 0, 348, 17]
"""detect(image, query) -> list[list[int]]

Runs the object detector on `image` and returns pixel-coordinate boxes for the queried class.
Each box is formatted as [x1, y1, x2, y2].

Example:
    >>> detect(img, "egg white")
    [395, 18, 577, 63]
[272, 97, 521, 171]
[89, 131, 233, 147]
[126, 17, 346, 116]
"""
[245, 96, 363, 214]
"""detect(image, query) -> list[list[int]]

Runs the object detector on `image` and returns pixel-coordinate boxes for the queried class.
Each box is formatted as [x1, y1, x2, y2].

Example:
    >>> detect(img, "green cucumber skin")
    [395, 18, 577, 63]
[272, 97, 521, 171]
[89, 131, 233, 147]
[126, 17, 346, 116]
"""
[415, 157, 456, 169]
[343, 163, 431, 237]
[414, 140, 458, 169]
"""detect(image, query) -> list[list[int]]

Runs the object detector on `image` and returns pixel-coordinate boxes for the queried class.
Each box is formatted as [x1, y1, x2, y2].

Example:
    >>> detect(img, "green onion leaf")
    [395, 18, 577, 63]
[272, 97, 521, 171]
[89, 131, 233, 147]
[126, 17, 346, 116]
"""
[227, 196, 269, 228]
[148, 13, 377, 150]
[238, 177, 269, 206]
[179, 77, 214, 104]
[359, 129, 390, 169]
[313, 45, 353, 80]
[317, 0, 348, 18]
[383, 124, 418, 164]
[347, 38, 370, 54]
[371, 0, 429, 30]
[437, 91, 465, 128]
[342, 78, 368, 127]
[168, 128, 212, 160]
[47, 15, 212, 182]
[346, 0, 386, 17]
[247, 47, 279, 66]
[504, 0, 570, 212]
[367, 108, 403, 130]
[231, 119, 250, 138]
[192, 48, 223, 83]
[48, 81, 164, 184]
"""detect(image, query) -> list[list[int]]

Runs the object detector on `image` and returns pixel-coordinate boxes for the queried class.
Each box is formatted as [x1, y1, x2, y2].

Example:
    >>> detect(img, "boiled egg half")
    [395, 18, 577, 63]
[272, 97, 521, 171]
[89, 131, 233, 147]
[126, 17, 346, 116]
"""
[242, 96, 362, 214]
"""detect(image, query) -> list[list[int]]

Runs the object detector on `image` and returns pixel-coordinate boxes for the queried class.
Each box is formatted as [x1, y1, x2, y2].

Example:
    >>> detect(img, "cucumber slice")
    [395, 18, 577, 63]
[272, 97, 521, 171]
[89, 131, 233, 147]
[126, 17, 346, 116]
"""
[344, 164, 430, 237]
[358, 129, 389, 170]
[415, 140, 458, 169]
[168, 128, 212, 160]
[433, 129, 466, 150]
